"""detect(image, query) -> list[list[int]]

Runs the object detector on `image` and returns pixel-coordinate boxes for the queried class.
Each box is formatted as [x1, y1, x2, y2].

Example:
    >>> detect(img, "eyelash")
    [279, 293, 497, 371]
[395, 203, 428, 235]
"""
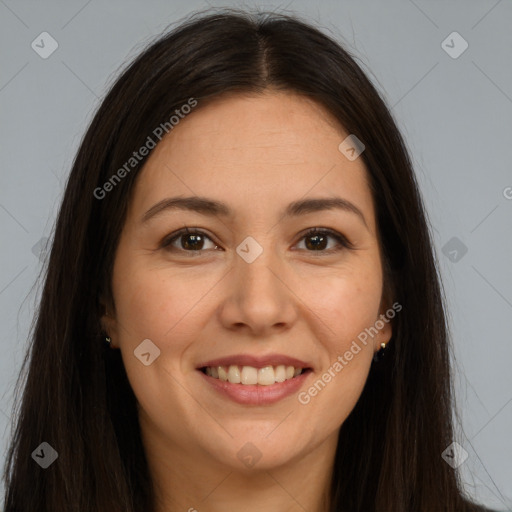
[160, 226, 353, 255]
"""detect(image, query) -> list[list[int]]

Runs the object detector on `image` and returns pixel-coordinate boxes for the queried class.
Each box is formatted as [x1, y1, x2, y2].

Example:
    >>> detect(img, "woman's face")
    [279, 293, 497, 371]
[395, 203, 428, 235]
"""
[103, 91, 392, 472]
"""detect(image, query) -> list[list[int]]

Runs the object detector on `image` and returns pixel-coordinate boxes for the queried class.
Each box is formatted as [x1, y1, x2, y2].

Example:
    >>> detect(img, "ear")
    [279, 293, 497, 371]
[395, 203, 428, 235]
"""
[374, 297, 395, 350]
[99, 295, 119, 348]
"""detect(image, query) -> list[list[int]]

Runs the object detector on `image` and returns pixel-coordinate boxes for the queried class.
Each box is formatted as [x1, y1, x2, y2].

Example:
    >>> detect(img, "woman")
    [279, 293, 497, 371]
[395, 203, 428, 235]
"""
[2, 8, 496, 512]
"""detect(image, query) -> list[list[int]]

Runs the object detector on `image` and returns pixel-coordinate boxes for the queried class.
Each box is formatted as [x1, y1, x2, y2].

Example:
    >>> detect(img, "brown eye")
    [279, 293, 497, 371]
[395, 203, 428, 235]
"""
[304, 232, 329, 250]
[161, 228, 218, 253]
[178, 233, 206, 250]
[296, 228, 352, 252]
[161, 227, 351, 255]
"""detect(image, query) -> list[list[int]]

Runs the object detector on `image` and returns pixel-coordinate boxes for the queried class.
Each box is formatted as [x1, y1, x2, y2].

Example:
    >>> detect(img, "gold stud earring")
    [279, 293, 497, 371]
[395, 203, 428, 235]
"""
[373, 342, 387, 362]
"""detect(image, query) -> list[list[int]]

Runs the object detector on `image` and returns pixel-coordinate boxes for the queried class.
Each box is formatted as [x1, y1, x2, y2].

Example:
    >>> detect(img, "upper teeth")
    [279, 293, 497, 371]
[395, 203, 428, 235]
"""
[204, 365, 303, 385]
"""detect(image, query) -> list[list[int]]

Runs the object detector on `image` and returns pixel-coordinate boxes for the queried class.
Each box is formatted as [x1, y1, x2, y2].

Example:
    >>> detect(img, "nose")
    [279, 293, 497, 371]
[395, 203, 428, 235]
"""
[218, 245, 299, 337]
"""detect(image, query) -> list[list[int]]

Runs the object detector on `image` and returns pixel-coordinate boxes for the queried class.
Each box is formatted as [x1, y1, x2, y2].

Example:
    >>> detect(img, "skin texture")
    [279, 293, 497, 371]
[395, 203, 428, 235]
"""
[101, 91, 393, 512]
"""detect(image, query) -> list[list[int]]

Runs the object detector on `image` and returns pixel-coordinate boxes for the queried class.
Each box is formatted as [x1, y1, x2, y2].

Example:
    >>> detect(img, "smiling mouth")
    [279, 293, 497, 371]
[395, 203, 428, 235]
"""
[199, 364, 312, 386]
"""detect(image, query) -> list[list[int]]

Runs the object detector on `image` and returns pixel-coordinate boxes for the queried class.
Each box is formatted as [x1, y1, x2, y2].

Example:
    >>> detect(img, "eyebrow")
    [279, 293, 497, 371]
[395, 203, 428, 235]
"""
[141, 195, 368, 229]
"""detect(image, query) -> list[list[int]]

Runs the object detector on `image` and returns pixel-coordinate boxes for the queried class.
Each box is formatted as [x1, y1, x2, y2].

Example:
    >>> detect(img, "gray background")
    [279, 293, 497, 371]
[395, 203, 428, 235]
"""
[1, 0, 511, 509]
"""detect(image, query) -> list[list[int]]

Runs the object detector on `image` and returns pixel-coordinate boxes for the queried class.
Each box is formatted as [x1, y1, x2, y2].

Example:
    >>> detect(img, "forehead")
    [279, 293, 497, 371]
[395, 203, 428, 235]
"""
[161, 90, 349, 163]
[128, 91, 375, 229]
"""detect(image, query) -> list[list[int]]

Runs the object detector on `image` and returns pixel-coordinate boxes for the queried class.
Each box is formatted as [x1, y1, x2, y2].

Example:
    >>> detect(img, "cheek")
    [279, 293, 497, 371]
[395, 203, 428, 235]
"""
[111, 258, 220, 356]
[110, 263, 204, 426]
[299, 264, 382, 425]
[113, 271, 175, 342]
[302, 265, 383, 347]
[110, 251, 170, 355]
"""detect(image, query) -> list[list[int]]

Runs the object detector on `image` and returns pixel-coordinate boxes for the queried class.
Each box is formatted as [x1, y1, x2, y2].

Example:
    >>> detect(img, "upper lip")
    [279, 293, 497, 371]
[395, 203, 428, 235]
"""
[197, 353, 312, 370]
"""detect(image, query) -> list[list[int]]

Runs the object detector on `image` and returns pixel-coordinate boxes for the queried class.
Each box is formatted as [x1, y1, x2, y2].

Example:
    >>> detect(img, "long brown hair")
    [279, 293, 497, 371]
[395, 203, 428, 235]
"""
[2, 7, 489, 511]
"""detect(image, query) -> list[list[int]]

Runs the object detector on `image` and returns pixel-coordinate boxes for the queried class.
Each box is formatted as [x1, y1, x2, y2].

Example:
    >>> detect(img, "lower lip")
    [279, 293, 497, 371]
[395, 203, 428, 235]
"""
[197, 369, 312, 405]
